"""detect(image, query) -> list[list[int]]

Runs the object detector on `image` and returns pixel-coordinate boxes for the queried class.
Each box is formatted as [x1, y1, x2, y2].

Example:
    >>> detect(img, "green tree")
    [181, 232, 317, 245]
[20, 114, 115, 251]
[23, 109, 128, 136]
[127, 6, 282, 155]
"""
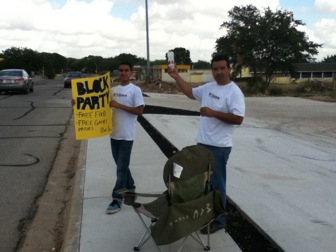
[80, 55, 104, 73]
[151, 59, 166, 65]
[167, 47, 192, 65]
[49, 53, 67, 74]
[1, 47, 40, 74]
[0, 47, 68, 77]
[38, 52, 67, 78]
[64, 57, 82, 72]
[193, 60, 211, 69]
[96, 57, 112, 74]
[215, 5, 322, 91]
[322, 55, 336, 63]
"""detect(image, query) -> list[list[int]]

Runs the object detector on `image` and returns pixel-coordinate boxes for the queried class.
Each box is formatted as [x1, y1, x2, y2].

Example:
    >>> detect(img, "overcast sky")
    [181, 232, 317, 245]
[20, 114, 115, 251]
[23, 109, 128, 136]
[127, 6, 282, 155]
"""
[0, 0, 335, 62]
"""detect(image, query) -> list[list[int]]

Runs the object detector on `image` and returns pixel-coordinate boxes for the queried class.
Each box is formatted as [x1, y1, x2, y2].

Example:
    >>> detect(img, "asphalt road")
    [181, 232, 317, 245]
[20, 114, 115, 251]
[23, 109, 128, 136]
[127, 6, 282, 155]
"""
[0, 76, 73, 252]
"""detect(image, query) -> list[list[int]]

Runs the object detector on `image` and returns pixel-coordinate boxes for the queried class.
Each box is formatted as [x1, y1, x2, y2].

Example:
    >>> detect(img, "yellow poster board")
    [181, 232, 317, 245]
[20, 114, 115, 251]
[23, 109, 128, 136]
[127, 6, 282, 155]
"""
[72, 72, 112, 140]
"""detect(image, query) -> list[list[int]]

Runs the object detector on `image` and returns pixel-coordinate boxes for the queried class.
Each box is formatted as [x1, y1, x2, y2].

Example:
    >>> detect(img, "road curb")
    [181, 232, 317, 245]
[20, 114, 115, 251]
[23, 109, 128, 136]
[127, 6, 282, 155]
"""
[61, 139, 87, 252]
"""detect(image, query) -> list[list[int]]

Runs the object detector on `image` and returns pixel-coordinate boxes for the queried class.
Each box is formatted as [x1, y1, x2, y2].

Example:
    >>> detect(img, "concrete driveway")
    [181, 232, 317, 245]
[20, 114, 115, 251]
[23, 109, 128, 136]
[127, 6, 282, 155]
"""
[143, 94, 336, 252]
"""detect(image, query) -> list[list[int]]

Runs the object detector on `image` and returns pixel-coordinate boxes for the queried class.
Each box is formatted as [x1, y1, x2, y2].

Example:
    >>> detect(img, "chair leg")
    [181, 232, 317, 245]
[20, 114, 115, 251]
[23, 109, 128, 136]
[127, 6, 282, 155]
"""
[133, 209, 161, 251]
[198, 232, 211, 251]
[190, 232, 210, 251]
[206, 223, 211, 250]
[177, 236, 189, 252]
[176, 232, 210, 252]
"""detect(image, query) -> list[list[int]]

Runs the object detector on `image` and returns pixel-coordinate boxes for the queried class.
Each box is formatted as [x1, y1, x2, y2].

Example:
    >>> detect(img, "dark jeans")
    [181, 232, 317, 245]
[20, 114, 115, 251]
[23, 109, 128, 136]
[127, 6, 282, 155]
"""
[198, 143, 231, 227]
[110, 138, 135, 203]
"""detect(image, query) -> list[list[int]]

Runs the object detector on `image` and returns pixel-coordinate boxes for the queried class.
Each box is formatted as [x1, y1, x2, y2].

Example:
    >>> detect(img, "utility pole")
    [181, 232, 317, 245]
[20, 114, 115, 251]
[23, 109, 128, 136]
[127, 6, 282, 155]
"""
[145, 0, 150, 81]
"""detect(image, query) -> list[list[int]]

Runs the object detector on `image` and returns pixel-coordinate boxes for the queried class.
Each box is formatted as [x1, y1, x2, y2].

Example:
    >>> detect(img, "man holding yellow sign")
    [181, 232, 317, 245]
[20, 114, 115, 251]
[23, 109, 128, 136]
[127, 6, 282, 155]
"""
[72, 62, 144, 215]
[106, 61, 145, 214]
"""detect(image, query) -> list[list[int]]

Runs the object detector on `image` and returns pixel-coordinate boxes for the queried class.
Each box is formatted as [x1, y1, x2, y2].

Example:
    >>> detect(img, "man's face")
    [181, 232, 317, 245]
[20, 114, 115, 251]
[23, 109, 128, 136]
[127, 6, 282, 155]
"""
[212, 60, 231, 85]
[118, 64, 132, 84]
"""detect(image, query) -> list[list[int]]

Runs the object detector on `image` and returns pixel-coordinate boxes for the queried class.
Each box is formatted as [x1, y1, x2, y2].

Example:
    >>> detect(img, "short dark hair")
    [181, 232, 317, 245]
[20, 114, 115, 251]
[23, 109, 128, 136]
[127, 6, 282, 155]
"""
[119, 61, 133, 71]
[211, 54, 231, 68]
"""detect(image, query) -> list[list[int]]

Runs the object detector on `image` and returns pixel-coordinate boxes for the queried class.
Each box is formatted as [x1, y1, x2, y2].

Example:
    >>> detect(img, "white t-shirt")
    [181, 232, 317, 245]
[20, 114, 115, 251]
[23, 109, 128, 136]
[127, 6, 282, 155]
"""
[110, 83, 144, 140]
[192, 81, 245, 147]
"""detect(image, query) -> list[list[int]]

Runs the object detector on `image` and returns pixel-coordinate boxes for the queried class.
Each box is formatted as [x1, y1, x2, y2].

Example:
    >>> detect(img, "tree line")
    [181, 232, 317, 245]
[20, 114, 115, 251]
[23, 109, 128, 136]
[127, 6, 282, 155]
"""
[0, 46, 209, 79]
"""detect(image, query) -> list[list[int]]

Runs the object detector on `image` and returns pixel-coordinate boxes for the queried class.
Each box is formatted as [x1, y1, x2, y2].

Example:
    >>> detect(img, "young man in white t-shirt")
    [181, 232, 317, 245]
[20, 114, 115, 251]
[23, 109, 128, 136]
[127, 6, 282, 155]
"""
[106, 61, 145, 214]
[168, 54, 245, 233]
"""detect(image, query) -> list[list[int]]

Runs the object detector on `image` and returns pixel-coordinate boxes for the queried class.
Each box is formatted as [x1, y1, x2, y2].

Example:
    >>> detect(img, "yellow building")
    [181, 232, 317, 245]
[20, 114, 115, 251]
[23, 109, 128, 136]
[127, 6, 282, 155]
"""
[153, 64, 214, 84]
[153, 64, 191, 82]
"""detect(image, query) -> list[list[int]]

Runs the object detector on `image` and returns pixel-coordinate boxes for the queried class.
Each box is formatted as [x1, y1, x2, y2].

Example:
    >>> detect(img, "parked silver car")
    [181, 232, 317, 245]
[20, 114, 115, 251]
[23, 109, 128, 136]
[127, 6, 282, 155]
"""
[0, 69, 34, 94]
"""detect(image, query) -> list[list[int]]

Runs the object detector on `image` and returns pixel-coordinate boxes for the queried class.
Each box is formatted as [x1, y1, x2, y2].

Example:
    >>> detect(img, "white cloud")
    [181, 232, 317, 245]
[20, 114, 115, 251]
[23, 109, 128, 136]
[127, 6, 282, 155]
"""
[0, 0, 335, 62]
[315, 0, 336, 13]
[314, 18, 336, 58]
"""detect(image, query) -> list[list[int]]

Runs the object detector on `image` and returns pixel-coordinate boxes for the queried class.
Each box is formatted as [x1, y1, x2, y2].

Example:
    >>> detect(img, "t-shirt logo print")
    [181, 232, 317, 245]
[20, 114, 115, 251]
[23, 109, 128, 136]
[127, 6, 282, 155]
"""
[208, 92, 220, 100]
[114, 93, 127, 97]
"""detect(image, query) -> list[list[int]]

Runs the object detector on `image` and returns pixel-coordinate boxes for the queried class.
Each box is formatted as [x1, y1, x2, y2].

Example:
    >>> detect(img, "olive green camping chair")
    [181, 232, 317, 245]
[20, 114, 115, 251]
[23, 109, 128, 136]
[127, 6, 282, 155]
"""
[120, 145, 225, 251]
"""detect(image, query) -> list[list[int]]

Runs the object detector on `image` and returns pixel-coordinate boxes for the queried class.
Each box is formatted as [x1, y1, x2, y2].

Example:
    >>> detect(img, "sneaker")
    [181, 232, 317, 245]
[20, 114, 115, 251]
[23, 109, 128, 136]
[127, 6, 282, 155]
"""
[106, 200, 121, 214]
[200, 223, 225, 234]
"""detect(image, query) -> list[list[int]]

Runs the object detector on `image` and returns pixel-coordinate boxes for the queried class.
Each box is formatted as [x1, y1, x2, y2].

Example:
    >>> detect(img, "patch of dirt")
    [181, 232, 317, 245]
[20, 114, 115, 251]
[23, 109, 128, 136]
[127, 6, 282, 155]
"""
[304, 95, 336, 102]
[137, 81, 183, 94]
[18, 117, 81, 252]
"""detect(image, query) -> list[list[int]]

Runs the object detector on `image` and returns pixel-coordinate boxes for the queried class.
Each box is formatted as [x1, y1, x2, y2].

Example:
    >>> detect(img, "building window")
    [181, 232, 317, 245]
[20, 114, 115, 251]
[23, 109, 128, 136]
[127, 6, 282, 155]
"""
[301, 72, 311, 78]
[293, 72, 300, 79]
[323, 72, 332, 78]
[312, 72, 322, 78]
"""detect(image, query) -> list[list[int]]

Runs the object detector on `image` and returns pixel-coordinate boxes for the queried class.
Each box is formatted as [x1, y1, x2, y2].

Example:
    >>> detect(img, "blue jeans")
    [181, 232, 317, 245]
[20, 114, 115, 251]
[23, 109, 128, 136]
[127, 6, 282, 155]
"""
[110, 138, 135, 203]
[198, 143, 231, 227]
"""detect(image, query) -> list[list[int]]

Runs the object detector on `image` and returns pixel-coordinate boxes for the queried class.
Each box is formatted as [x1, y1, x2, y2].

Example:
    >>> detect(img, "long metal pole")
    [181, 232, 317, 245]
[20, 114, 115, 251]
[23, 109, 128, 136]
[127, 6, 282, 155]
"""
[145, 0, 150, 81]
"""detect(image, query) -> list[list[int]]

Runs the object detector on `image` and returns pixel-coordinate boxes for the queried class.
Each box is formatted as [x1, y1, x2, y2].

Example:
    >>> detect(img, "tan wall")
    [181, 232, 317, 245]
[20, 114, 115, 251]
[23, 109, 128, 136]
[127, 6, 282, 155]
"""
[236, 67, 252, 78]
[162, 70, 214, 83]
[189, 70, 214, 83]
[271, 76, 335, 84]
[163, 71, 190, 82]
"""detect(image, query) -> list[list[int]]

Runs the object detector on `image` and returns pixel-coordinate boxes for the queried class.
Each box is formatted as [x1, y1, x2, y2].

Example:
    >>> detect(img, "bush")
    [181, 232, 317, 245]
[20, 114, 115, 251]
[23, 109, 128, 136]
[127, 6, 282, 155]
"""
[44, 69, 56, 79]
[245, 76, 264, 95]
[268, 87, 284, 96]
